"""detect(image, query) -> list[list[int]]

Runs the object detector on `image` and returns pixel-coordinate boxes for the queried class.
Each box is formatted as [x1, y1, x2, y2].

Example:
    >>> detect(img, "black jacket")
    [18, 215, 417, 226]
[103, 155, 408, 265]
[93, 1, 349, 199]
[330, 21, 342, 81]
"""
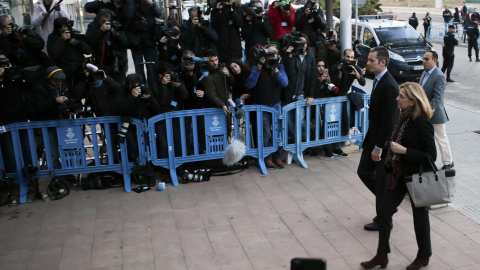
[399, 115, 437, 178]
[443, 9, 452, 22]
[86, 21, 129, 72]
[283, 51, 316, 104]
[85, 77, 123, 117]
[125, 0, 162, 49]
[47, 32, 92, 75]
[408, 16, 419, 29]
[211, 7, 244, 62]
[295, 6, 326, 47]
[329, 62, 366, 96]
[0, 78, 29, 125]
[121, 88, 161, 119]
[180, 20, 218, 57]
[364, 70, 399, 151]
[203, 66, 234, 108]
[443, 31, 458, 54]
[32, 80, 72, 121]
[241, 15, 273, 55]
[0, 29, 51, 68]
[155, 81, 188, 113]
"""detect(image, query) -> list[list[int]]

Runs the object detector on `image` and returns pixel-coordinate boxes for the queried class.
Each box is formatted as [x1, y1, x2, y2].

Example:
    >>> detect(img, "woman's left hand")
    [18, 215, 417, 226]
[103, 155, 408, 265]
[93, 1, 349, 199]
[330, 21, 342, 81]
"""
[391, 142, 407, 154]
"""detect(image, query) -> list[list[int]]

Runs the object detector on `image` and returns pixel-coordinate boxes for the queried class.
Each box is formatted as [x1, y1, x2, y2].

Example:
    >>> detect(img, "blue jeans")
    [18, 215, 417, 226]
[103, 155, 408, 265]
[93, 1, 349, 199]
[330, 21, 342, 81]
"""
[131, 46, 157, 89]
[287, 95, 307, 143]
[262, 111, 280, 162]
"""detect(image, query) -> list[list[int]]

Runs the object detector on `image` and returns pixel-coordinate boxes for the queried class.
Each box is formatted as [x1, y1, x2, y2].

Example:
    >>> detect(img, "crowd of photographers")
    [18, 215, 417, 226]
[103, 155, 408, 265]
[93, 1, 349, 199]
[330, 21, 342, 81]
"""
[0, 0, 366, 183]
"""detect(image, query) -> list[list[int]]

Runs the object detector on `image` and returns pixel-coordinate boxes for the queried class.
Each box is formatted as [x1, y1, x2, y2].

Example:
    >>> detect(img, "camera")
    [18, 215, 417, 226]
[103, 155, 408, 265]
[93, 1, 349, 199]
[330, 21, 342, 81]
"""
[163, 27, 181, 48]
[340, 59, 356, 74]
[70, 29, 85, 41]
[138, 84, 151, 95]
[183, 56, 209, 64]
[280, 33, 306, 55]
[253, 47, 279, 69]
[309, 6, 319, 16]
[110, 20, 123, 31]
[281, 3, 291, 11]
[8, 23, 28, 35]
[60, 99, 84, 114]
[245, 6, 263, 23]
[168, 71, 181, 83]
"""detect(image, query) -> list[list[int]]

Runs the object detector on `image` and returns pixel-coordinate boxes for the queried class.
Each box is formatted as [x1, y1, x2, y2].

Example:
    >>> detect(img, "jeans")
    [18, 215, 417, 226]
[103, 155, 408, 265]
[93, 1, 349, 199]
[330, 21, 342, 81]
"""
[131, 46, 157, 88]
[287, 95, 307, 144]
[262, 111, 280, 162]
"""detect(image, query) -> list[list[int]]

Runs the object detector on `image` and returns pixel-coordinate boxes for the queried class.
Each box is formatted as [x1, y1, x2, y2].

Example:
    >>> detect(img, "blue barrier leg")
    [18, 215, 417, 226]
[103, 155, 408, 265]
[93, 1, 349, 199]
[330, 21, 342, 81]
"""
[257, 109, 268, 175]
[295, 106, 308, 169]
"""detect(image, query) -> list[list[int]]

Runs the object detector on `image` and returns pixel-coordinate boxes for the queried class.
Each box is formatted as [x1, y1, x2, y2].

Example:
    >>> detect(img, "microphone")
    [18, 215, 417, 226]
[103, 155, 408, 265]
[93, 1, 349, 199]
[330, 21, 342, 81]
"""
[227, 99, 236, 108]
[197, 74, 205, 83]
[235, 109, 245, 119]
[86, 63, 99, 71]
[234, 98, 243, 108]
[223, 139, 246, 166]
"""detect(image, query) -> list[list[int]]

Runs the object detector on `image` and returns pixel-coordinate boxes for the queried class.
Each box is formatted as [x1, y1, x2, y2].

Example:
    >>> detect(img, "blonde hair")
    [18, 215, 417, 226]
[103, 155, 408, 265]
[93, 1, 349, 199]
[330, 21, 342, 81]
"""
[399, 82, 435, 120]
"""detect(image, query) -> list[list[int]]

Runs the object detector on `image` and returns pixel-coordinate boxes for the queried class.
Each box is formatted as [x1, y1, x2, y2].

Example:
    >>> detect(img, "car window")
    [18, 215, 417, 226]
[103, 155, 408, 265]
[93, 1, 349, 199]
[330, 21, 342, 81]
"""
[374, 26, 423, 46]
[363, 27, 374, 45]
[352, 25, 361, 41]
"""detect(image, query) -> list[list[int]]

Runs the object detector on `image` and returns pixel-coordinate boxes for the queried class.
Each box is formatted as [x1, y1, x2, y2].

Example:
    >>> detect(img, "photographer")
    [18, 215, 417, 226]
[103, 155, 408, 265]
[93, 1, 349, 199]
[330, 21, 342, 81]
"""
[178, 50, 205, 110]
[154, 62, 188, 113]
[84, 69, 123, 117]
[268, 0, 295, 42]
[86, 9, 129, 84]
[31, 0, 69, 53]
[120, 73, 160, 186]
[125, 0, 162, 91]
[203, 50, 234, 114]
[294, 0, 326, 52]
[0, 52, 32, 172]
[158, 20, 184, 67]
[246, 44, 288, 169]
[0, 15, 51, 69]
[242, 0, 273, 55]
[180, 7, 218, 58]
[315, 29, 340, 68]
[329, 49, 366, 96]
[47, 18, 92, 81]
[211, 0, 244, 63]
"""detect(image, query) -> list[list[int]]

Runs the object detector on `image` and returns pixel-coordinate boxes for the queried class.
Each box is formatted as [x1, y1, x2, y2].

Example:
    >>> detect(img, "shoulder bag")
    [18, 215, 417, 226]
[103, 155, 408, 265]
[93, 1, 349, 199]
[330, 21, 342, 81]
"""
[405, 153, 456, 207]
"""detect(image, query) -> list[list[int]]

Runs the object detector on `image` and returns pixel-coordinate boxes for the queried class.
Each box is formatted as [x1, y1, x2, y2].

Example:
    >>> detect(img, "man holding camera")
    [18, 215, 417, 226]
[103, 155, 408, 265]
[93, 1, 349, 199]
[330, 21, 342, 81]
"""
[330, 49, 366, 96]
[86, 9, 129, 85]
[295, 0, 325, 52]
[211, 0, 244, 64]
[178, 50, 206, 110]
[316, 30, 341, 68]
[180, 7, 218, 58]
[268, 0, 295, 42]
[203, 50, 234, 114]
[242, 0, 273, 55]
[0, 15, 51, 69]
[31, 0, 70, 53]
[246, 44, 288, 169]
[158, 21, 183, 67]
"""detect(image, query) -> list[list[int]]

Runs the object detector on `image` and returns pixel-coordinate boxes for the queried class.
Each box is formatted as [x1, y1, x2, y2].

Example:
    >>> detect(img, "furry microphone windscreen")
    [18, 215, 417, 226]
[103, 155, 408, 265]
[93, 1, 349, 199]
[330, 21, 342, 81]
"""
[222, 139, 246, 166]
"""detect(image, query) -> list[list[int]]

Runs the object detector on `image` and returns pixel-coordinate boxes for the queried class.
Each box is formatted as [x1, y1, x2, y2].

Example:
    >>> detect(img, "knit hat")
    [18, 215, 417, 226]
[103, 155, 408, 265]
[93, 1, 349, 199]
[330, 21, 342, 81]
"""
[45, 66, 66, 80]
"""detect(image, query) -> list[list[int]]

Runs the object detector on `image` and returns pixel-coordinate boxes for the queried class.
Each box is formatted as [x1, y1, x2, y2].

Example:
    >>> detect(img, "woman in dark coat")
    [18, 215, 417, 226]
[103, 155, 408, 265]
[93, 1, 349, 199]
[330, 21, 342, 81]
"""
[360, 82, 436, 270]
[228, 59, 252, 101]
[423, 12, 432, 37]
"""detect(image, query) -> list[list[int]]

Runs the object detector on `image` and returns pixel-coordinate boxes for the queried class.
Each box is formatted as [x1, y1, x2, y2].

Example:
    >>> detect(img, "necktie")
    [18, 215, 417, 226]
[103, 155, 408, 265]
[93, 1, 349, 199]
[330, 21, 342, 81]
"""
[372, 78, 378, 94]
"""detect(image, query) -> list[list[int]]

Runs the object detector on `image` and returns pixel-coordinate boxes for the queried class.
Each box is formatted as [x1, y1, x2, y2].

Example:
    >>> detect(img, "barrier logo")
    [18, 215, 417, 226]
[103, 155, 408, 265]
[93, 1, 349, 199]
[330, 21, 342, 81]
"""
[205, 114, 225, 136]
[66, 128, 75, 139]
[212, 116, 219, 127]
[57, 126, 83, 149]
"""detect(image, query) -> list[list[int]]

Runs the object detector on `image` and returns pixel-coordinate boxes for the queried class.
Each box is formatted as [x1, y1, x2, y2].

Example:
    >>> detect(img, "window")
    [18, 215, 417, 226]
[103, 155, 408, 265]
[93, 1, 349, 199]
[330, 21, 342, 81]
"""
[363, 28, 374, 45]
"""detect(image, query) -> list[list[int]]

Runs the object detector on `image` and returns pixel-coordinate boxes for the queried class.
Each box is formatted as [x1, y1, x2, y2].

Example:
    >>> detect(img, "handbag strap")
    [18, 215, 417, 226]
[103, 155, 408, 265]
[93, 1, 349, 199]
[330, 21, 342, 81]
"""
[425, 153, 439, 172]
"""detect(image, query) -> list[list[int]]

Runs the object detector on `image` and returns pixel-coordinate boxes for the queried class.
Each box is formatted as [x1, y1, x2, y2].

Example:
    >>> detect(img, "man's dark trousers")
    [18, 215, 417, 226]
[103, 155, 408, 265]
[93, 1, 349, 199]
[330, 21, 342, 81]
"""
[441, 53, 455, 79]
[468, 37, 479, 59]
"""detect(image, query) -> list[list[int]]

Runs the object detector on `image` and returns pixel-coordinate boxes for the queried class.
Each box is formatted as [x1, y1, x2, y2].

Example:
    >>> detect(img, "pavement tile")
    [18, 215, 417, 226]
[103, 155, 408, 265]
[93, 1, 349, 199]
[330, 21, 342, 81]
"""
[90, 238, 123, 268]
[26, 247, 62, 270]
[148, 210, 176, 231]
[281, 213, 321, 238]
[327, 204, 366, 229]
[243, 242, 287, 270]
[191, 188, 222, 208]
[334, 188, 372, 207]
[448, 218, 480, 235]
[296, 231, 342, 260]
[58, 246, 92, 270]
[434, 209, 471, 224]
[279, 178, 310, 196]
[323, 229, 368, 257]
[68, 217, 96, 237]
[291, 193, 327, 218]
[153, 253, 187, 270]
[150, 227, 182, 257]
[224, 203, 255, 224]
[431, 237, 476, 268]
[445, 233, 480, 264]
[468, 231, 480, 245]
[256, 179, 289, 198]
[310, 211, 346, 233]
[206, 224, 241, 250]
[236, 183, 268, 202]
[93, 216, 122, 242]
[232, 221, 269, 246]
[326, 257, 353, 270]
[196, 206, 231, 227]
[184, 254, 221, 270]
[270, 237, 309, 268]
[214, 186, 245, 206]
[269, 196, 304, 215]
[256, 216, 296, 242]
[347, 227, 379, 254]
[245, 198, 279, 218]
[174, 208, 204, 230]
[0, 251, 30, 270]
[178, 228, 214, 258]
[214, 245, 253, 270]
[169, 189, 198, 210]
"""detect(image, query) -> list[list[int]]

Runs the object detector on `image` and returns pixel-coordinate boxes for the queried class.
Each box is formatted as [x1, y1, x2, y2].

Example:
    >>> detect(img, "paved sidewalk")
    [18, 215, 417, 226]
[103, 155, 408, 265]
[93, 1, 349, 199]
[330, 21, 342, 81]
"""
[1, 151, 479, 270]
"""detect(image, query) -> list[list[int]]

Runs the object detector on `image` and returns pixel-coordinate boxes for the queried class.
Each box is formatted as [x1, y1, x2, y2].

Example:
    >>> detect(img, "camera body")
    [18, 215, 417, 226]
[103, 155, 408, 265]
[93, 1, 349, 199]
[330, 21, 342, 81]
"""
[252, 47, 279, 70]
[340, 59, 356, 74]
[280, 31, 306, 56]
[110, 20, 123, 31]
[245, 6, 263, 23]
[168, 71, 181, 83]
[138, 84, 151, 95]
[70, 29, 85, 41]
[8, 23, 28, 35]
[163, 27, 181, 48]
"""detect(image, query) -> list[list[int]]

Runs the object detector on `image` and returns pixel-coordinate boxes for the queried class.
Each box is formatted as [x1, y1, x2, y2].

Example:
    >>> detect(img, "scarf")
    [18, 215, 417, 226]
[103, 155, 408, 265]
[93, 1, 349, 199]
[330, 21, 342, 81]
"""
[385, 109, 413, 189]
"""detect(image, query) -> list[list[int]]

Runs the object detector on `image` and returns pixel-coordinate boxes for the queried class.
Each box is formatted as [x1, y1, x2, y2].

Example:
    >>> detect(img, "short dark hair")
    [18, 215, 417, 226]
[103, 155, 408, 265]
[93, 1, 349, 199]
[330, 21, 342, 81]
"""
[206, 49, 218, 58]
[425, 50, 438, 61]
[125, 73, 143, 89]
[156, 61, 172, 75]
[343, 48, 354, 56]
[166, 20, 180, 29]
[96, 9, 112, 22]
[370, 46, 389, 66]
[182, 50, 194, 59]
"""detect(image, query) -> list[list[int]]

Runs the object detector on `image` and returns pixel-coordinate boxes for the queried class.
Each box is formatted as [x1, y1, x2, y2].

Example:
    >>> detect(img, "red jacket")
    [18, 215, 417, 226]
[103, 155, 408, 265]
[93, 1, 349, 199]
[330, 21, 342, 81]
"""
[268, 5, 296, 41]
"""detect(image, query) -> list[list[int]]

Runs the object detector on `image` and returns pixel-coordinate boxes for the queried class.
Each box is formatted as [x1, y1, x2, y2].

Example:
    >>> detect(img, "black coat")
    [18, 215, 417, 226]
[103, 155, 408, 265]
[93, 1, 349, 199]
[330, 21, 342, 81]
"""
[47, 32, 92, 75]
[399, 115, 437, 178]
[0, 79, 29, 125]
[155, 82, 188, 113]
[203, 66, 234, 108]
[363, 70, 399, 151]
[211, 8, 244, 62]
[283, 51, 317, 104]
[86, 21, 129, 72]
[443, 31, 458, 54]
[125, 0, 162, 49]
[0, 29, 51, 68]
[180, 21, 218, 57]
[241, 16, 273, 55]
[295, 6, 326, 47]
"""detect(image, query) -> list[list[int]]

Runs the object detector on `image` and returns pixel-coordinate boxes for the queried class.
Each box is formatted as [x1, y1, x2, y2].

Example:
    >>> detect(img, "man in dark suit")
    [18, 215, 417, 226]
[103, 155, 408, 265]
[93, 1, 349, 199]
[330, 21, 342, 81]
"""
[441, 25, 458, 82]
[420, 50, 454, 170]
[357, 46, 399, 231]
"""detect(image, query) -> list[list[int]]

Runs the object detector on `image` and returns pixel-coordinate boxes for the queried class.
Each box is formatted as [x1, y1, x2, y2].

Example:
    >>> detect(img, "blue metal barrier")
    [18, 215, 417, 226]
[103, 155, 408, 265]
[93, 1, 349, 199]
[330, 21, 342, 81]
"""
[0, 116, 133, 203]
[427, 23, 462, 43]
[282, 91, 370, 168]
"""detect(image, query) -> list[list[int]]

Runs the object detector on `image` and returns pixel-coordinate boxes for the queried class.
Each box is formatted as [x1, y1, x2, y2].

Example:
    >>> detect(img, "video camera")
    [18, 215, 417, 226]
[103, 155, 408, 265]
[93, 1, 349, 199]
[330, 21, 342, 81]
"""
[340, 59, 356, 74]
[183, 56, 209, 64]
[107, 20, 123, 31]
[252, 46, 279, 70]
[280, 31, 306, 56]
[162, 27, 181, 48]
[8, 23, 28, 35]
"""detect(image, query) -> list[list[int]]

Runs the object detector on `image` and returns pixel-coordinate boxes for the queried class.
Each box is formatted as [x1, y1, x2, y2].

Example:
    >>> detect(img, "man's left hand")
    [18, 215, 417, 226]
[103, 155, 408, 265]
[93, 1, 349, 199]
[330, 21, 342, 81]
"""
[222, 67, 230, 77]
[306, 97, 314, 107]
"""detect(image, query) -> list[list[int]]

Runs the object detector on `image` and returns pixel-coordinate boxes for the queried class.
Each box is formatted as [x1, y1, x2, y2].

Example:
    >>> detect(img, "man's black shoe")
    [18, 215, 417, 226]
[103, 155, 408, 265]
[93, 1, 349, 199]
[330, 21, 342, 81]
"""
[476, 58, 480, 62]
[441, 162, 454, 170]
[447, 78, 455, 83]
[333, 149, 349, 157]
[364, 222, 379, 231]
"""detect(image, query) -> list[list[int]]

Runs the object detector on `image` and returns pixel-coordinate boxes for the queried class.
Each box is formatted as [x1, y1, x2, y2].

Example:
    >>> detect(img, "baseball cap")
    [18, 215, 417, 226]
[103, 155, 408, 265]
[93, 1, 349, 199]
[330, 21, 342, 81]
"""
[46, 66, 66, 80]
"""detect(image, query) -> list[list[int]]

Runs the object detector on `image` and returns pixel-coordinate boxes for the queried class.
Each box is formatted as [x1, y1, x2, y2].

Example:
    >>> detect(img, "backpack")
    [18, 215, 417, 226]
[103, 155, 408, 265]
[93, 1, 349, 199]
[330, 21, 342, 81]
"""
[47, 178, 70, 200]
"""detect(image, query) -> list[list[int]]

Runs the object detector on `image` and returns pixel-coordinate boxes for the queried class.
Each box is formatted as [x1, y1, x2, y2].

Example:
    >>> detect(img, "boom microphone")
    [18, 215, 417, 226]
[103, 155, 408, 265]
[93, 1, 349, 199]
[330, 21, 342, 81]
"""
[223, 139, 246, 166]
[227, 99, 236, 108]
